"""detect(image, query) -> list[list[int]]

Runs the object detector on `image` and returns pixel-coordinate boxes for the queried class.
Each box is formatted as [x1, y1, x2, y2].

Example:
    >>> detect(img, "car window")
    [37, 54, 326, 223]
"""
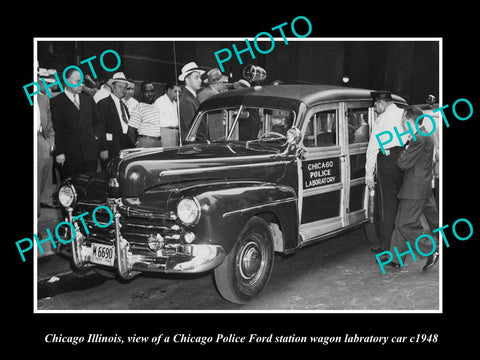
[347, 107, 369, 144]
[303, 109, 338, 147]
[186, 107, 295, 143]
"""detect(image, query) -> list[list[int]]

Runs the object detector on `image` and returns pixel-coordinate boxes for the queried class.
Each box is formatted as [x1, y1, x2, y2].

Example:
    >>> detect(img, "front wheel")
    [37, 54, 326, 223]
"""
[214, 216, 274, 304]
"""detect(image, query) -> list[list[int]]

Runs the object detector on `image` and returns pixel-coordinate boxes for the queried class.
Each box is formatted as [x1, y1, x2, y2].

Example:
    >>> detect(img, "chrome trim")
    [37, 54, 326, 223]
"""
[69, 207, 90, 269]
[114, 210, 139, 280]
[160, 160, 290, 177]
[72, 198, 226, 275]
[222, 197, 297, 218]
[120, 221, 172, 230]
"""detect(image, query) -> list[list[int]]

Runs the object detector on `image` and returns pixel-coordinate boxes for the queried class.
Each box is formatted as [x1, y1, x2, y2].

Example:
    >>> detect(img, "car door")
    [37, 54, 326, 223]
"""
[298, 103, 348, 242]
[344, 101, 375, 225]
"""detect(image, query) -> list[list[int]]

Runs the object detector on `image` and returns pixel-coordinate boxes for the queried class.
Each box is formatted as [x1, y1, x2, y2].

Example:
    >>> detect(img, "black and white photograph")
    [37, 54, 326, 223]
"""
[32, 38, 441, 312]
[7, 8, 479, 354]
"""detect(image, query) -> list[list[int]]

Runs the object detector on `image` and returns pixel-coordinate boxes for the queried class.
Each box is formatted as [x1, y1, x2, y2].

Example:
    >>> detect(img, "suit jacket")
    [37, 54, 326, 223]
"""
[197, 86, 218, 104]
[97, 95, 133, 161]
[179, 87, 200, 141]
[51, 92, 106, 164]
[396, 128, 434, 200]
[37, 93, 55, 158]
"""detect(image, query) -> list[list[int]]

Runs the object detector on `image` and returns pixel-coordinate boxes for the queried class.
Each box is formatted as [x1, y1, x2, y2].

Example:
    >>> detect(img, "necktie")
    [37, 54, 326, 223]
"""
[73, 94, 80, 110]
[120, 100, 129, 124]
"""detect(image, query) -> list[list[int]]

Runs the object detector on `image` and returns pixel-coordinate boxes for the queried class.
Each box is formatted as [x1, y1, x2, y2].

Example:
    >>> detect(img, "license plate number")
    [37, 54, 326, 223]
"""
[91, 243, 115, 267]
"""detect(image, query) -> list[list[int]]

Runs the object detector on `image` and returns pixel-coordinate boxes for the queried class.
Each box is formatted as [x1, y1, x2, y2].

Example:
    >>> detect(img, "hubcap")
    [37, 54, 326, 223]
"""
[239, 241, 263, 280]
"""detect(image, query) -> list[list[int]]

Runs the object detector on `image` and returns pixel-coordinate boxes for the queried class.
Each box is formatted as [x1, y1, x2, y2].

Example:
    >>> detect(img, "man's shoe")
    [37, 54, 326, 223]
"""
[387, 262, 401, 269]
[423, 252, 439, 271]
[370, 247, 383, 254]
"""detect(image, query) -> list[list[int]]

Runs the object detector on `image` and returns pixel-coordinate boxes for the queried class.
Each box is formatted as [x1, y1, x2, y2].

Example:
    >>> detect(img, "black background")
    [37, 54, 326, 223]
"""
[6, 4, 477, 355]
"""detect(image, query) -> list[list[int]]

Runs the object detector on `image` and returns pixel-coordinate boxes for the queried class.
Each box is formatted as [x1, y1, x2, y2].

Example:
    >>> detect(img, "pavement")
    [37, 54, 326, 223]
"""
[35, 183, 439, 310]
[36, 181, 76, 282]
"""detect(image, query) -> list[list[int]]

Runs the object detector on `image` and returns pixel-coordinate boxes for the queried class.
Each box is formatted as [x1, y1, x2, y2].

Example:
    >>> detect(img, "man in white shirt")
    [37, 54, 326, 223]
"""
[365, 91, 405, 254]
[154, 82, 181, 147]
[124, 79, 139, 114]
[128, 81, 163, 148]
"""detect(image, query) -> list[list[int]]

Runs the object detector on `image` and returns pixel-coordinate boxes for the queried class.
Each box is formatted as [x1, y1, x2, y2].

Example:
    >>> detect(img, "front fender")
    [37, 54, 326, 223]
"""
[178, 181, 299, 254]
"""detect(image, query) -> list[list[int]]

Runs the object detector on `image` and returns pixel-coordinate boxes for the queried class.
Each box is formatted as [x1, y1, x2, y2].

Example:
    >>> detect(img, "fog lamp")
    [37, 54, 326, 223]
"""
[184, 232, 195, 244]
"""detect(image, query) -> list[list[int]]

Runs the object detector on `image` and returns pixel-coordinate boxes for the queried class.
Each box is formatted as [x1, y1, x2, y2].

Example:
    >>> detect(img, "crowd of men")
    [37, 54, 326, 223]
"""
[36, 61, 249, 214]
[366, 91, 440, 272]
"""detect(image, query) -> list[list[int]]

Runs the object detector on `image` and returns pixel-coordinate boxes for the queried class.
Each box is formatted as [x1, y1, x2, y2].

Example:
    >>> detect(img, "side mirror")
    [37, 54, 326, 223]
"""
[286, 126, 301, 146]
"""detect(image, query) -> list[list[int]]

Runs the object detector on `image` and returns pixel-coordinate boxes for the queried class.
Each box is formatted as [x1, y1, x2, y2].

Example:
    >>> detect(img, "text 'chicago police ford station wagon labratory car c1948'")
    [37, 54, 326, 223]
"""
[56, 82, 407, 304]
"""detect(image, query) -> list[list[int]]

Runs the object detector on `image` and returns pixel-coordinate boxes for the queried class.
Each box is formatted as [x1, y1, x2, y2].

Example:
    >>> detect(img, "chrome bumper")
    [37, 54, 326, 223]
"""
[66, 206, 226, 280]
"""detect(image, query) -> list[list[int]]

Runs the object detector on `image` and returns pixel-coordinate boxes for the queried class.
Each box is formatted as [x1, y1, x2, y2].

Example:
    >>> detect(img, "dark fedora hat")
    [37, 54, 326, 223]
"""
[371, 90, 393, 102]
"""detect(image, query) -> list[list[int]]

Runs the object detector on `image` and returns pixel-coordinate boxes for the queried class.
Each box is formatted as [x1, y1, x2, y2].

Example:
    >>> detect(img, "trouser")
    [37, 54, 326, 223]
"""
[420, 193, 439, 250]
[160, 127, 179, 148]
[136, 135, 163, 148]
[376, 147, 403, 251]
[37, 155, 53, 215]
[389, 198, 436, 265]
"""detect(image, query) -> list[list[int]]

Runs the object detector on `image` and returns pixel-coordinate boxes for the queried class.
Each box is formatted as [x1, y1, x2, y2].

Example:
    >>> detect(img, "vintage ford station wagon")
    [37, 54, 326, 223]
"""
[57, 84, 407, 304]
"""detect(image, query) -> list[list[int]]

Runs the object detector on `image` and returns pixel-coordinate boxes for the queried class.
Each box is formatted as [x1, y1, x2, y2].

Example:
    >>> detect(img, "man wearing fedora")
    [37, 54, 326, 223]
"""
[97, 72, 134, 167]
[178, 62, 205, 142]
[198, 68, 229, 104]
[51, 67, 107, 180]
[365, 90, 405, 255]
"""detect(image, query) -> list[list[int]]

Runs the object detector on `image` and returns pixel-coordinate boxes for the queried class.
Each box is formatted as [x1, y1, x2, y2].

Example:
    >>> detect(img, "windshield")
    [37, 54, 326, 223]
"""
[185, 106, 295, 145]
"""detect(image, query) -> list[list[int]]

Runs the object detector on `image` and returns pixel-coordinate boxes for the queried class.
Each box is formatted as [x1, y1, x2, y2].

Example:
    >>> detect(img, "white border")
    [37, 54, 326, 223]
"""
[33, 37, 442, 314]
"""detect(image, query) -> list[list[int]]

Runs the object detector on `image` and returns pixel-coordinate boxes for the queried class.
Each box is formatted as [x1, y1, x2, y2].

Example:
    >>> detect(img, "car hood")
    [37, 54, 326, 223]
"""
[102, 142, 291, 198]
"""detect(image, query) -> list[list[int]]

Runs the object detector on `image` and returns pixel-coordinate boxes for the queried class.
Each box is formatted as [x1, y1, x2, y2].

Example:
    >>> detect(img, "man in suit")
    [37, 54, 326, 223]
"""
[386, 105, 437, 269]
[97, 72, 133, 168]
[178, 62, 205, 142]
[51, 68, 107, 180]
[36, 70, 55, 215]
[198, 68, 229, 104]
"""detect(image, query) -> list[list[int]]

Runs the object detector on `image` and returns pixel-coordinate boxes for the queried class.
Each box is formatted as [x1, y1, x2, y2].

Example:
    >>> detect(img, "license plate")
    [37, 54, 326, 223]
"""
[91, 243, 115, 267]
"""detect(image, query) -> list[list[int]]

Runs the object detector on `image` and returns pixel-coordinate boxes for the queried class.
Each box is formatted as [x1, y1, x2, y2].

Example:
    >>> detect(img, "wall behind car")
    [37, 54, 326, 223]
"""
[37, 40, 438, 104]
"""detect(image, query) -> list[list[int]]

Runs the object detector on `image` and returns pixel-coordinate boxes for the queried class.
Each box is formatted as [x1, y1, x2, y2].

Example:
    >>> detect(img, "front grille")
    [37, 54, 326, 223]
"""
[75, 202, 115, 245]
[74, 201, 182, 252]
[118, 209, 181, 250]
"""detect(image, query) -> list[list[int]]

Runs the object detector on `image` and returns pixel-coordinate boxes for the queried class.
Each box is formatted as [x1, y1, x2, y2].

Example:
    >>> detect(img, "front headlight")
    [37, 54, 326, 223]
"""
[177, 197, 201, 226]
[58, 184, 77, 208]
